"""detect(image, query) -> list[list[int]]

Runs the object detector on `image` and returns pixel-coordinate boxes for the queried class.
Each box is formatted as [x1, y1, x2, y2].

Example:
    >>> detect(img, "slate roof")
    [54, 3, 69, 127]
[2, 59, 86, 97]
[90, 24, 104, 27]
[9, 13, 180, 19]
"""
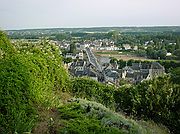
[104, 69, 119, 79]
[150, 62, 165, 70]
[122, 62, 165, 83]
[76, 61, 86, 66]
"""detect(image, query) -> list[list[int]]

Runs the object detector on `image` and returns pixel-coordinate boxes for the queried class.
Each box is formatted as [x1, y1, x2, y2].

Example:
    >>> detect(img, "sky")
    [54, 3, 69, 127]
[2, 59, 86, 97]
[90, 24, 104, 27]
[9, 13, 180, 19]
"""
[0, 0, 180, 30]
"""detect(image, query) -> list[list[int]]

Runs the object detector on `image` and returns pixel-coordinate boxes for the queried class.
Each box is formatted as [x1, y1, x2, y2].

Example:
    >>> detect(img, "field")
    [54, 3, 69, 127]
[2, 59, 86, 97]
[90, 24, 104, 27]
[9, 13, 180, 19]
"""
[94, 50, 155, 61]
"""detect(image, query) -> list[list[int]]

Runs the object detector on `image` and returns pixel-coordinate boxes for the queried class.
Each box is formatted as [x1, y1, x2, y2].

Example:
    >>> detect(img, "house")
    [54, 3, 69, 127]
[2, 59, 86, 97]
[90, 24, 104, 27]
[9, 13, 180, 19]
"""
[102, 62, 120, 84]
[69, 60, 86, 77]
[166, 52, 172, 56]
[76, 51, 84, 59]
[102, 62, 119, 70]
[59, 42, 70, 50]
[69, 60, 98, 81]
[85, 69, 98, 81]
[65, 53, 77, 59]
[133, 45, 138, 50]
[98, 46, 120, 51]
[123, 44, 131, 50]
[77, 43, 90, 50]
[65, 51, 84, 60]
[122, 62, 165, 83]
[104, 69, 120, 84]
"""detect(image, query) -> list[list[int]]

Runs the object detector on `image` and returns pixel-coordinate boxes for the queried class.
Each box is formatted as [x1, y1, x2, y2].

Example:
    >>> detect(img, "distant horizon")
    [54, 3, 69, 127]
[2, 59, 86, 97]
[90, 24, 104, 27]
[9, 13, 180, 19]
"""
[4, 25, 180, 31]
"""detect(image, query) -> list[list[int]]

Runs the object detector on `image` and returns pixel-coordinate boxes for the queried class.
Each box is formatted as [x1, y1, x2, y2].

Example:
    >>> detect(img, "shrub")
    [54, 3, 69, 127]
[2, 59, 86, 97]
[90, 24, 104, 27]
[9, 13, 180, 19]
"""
[0, 55, 36, 133]
[114, 75, 180, 134]
[0, 33, 70, 133]
[70, 77, 115, 108]
[59, 99, 140, 134]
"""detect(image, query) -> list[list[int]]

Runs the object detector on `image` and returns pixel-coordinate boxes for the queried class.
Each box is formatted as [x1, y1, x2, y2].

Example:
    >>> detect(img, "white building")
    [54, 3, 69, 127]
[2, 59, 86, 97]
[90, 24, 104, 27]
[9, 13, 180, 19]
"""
[123, 44, 131, 50]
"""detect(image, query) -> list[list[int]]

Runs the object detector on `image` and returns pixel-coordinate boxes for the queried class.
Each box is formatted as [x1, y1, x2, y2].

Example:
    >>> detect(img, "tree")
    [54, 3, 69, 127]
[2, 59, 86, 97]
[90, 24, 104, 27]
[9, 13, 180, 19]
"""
[146, 46, 154, 58]
[110, 57, 118, 63]
[63, 57, 72, 64]
[157, 49, 167, 59]
[175, 38, 180, 49]
[170, 67, 180, 84]
[166, 44, 175, 53]
[70, 43, 76, 54]
[135, 50, 147, 57]
[173, 49, 180, 60]
[0, 31, 15, 59]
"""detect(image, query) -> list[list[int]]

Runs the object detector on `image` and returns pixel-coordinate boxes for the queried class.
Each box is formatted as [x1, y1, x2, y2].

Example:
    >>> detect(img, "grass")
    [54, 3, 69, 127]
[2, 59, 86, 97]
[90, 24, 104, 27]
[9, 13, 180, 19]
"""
[95, 50, 135, 55]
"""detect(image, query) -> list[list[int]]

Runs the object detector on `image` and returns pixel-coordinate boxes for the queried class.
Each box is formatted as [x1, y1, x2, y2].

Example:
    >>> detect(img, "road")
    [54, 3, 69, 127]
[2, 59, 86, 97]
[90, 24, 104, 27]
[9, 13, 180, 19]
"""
[85, 47, 102, 72]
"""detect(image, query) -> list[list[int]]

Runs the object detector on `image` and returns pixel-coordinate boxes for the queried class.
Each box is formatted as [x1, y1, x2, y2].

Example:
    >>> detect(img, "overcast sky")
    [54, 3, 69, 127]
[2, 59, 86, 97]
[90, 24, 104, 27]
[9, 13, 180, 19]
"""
[0, 0, 180, 30]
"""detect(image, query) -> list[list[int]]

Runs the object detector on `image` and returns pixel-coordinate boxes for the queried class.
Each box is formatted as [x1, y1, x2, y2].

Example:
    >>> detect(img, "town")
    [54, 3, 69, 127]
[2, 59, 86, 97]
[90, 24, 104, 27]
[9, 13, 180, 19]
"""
[60, 40, 165, 85]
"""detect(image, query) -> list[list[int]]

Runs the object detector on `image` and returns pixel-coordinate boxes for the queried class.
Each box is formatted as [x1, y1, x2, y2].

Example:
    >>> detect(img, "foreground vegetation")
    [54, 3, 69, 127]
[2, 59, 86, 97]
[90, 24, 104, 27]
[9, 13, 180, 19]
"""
[0, 31, 179, 134]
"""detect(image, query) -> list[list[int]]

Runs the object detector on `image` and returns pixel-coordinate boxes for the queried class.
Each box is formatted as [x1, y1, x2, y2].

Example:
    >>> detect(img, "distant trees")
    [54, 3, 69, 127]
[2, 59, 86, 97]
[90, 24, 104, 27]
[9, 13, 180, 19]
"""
[146, 46, 167, 59]
[166, 44, 175, 53]
[69, 43, 76, 54]
[173, 49, 180, 60]
[55, 33, 71, 41]
[157, 49, 167, 59]
[175, 38, 180, 49]
[135, 49, 146, 57]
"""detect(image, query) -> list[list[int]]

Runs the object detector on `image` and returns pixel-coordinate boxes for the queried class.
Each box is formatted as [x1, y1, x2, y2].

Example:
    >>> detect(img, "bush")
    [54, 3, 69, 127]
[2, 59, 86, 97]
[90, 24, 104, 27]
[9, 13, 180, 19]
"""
[0, 33, 70, 133]
[0, 31, 15, 59]
[0, 55, 36, 133]
[114, 75, 180, 134]
[70, 77, 115, 108]
[58, 99, 158, 134]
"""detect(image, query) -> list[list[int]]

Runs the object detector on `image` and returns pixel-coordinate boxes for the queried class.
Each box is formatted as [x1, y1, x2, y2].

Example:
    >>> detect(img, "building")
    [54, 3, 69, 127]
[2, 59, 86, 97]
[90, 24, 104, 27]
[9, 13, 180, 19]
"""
[69, 60, 98, 81]
[65, 51, 84, 60]
[122, 44, 131, 50]
[65, 53, 77, 59]
[69, 60, 86, 77]
[102, 62, 120, 84]
[122, 62, 165, 83]
[104, 69, 120, 84]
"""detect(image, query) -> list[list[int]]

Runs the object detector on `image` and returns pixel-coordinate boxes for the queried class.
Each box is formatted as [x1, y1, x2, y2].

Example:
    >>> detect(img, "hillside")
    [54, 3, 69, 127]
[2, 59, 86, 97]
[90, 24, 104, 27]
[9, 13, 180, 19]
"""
[0, 31, 179, 134]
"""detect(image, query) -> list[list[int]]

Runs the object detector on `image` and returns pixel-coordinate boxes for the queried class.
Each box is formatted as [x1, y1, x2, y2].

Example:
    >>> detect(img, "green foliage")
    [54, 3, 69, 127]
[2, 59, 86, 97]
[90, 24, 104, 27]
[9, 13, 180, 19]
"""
[63, 57, 72, 64]
[173, 49, 180, 60]
[0, 55, 36, 133]
[69, 43, 76, 54]
[0, 33, 70, 133]
[14, 39, 70, 93]
[135, 50, 147, 57]
[170, 67, 180, 84]
[115, 75, 180, 134]
[157, 49, 167, 59]
[70, 77, 115, 108]
[0, 31, 15, 59]
[58, 99, 162, 134]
